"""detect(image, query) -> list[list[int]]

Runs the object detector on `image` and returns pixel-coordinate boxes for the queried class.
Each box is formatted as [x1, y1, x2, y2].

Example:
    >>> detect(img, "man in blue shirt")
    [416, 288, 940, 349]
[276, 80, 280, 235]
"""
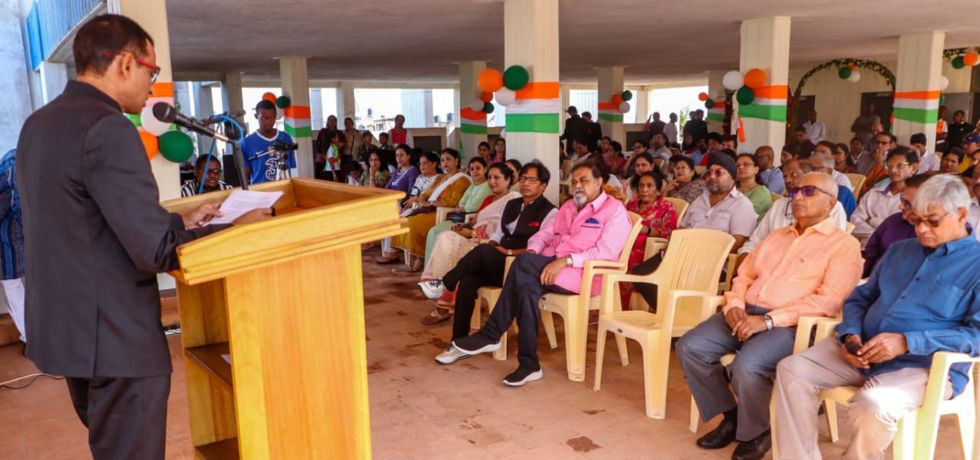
[0, 149, 24, 343]
[241, 100, 296, 185]
[773, 174, 980, 459]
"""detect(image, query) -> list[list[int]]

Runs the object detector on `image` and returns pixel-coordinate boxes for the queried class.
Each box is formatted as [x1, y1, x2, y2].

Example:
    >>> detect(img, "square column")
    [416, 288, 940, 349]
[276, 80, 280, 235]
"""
[458, 61, 487, 160]
[109, 0, 181, 200]
[893, 32, 945, 149]
[737, 16, 791, 158]
[504, 0, 560, 202]
[706, 70, 727, 133]
[633, 86, 649, 122]
[597, 66, 625, 146]
[337, 82, 356, 121]
[279, 56, 314, 178]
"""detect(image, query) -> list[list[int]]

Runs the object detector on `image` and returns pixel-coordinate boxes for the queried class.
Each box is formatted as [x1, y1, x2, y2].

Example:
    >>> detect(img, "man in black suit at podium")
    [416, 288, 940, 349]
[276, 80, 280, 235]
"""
[15, 14, 269, 459]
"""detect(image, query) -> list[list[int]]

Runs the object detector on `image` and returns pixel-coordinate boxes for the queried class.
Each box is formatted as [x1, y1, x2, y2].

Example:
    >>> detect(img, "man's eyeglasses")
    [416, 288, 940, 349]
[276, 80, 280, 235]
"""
[705, 168, 728, 178]
[907, 212, 950, 228]
[519, 176, 541, 184]
[101, 50, 161, 84]
[205, 168, 222, 176]
[787, 185, 835, 199]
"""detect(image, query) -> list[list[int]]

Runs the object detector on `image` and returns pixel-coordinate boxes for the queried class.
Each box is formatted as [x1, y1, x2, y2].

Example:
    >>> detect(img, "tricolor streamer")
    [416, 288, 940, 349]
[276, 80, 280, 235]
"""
[283, 105, 312, 138]
[505, 82, 561, 134]
[893, 90, 940, 124]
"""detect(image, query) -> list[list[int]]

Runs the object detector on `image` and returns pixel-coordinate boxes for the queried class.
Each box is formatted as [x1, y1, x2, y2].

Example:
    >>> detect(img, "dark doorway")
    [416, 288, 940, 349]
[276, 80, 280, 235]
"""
[860, 92, 894, 133]
[795, 95, 816, 129]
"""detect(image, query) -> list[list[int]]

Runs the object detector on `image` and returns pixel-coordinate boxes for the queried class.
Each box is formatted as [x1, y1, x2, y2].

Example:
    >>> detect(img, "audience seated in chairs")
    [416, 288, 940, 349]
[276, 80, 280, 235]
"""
[418, 162, 520, 325]
[180, 155, 233, 197]
[359, 148, 392, 188]
[391, 148, 472, 271]
[421, 157, 492, 264]
[678, 172, 863, 460]
[861, 173, 930, 278]
[755, 145, 785, 195]
[739, 161, 847, 256]
[430, 162, 631, 387]
[774, 174, 980, 460]
[665, 155, 706, 204]
[630, 152, 756, 310]
[850, 146, 919, 246]
[621, 171, 677, 306]
[377, 144, 420, 262]
[735, 153, 773, 220]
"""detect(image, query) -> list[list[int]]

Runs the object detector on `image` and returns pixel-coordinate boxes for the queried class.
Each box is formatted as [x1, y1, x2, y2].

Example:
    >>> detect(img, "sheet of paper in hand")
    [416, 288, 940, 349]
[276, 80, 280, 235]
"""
[208, 189, 283, 225]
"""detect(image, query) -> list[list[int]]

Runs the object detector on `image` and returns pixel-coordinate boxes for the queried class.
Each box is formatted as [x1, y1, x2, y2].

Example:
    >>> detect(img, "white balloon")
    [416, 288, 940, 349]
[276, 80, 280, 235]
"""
[468, 100, 484, 112]
[722, 70, 744, 91]
[940, 76, 950, 90]
[618, 101, 631, 113]
[495, 89, 517, 106]
[847, 71, 861, 83]
[140, 103, 171, 135]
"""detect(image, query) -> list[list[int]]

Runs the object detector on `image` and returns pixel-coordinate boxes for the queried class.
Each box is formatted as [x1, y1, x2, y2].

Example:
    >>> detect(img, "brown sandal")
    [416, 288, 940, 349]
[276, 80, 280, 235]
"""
[420, 306, 452, 325]
[375, 253, 400, 264]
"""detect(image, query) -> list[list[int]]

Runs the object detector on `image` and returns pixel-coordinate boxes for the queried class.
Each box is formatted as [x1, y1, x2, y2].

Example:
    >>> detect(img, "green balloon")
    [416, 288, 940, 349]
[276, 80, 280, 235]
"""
[838, 67, 852, 79]
[275, 95, 291, 108]
[704, 99, 715, 109]
[502, 65, 530, 91]
[483, 102, 495, 114]
[158, 131, 194, 163]
[953, 56, 965, 69]
[736, 86, 756, 105]
[621, 90, 633, 101]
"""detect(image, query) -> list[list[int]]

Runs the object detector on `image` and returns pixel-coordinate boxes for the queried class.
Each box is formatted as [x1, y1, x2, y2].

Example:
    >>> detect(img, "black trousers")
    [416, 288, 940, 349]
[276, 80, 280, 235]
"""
[66, 374, 170, 460]
[478, 253, 572, 369]
[630, 253, 664, 311]
[443, 244, 508, 340]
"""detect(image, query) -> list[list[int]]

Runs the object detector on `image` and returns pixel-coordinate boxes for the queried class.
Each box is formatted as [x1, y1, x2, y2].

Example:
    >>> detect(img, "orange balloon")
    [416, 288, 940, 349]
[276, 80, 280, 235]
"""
[478, 69, 504, 93]
[262, 92, 276, 103]
[743, 68, 767, 89]
[139, 129, 159, 159]
[698, 92, 709, 101]
[480, 91, 493, 103]
[964, 52, 979, 66]
[611, 94, 623, 105]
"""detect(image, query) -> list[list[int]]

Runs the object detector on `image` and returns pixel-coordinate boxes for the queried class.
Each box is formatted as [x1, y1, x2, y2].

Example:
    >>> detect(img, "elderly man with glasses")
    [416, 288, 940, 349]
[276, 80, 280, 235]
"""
[850, 147, 919, 246]
[774, 174, 980, 460]
[677, 172, 863, 460]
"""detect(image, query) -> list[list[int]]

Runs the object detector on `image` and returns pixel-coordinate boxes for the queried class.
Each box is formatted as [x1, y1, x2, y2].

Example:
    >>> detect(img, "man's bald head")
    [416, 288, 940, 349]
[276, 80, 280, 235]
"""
[755, 145, 775, 170]
[798, 172, 838, 199]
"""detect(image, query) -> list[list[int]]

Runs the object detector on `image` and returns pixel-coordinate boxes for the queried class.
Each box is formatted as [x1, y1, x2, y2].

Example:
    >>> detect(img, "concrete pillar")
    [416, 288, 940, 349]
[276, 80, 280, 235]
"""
[597, 66, 625, 144]
[634, 86, 649, 122]
[309, 88, 323, 130]
[458, 61, 487, 160]
[222, 71, 245, 124]
[38, 61, 68, 104]
[893, 31, 945, 150]
[0, 0, 32, 154]
[278, 56, 314, 178]
[109, 0, 181, 200]
[706, 70, 727, 133]
[193, 82, 217, 156]
[737, 16, 791, 159]
[560, 84, 571, 118]
[504, 0, 560, 202]
[337, 82, 355, 122]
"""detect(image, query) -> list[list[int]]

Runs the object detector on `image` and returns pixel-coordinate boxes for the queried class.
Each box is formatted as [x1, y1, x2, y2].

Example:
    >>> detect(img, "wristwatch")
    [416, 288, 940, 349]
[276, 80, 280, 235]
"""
[507, 249, 513, 256]
[565, 256, 573, 267]
[764, 314, 774, 330]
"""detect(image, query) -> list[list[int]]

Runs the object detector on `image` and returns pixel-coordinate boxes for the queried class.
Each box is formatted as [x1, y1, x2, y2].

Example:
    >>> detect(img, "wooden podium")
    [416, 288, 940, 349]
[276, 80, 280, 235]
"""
[161, 178, 405, 459]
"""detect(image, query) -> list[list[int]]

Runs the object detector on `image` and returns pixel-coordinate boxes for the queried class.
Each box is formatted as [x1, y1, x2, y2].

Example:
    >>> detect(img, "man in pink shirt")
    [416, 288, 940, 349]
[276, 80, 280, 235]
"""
[445, 162, 632, 386]
[676, 173, 863, 460]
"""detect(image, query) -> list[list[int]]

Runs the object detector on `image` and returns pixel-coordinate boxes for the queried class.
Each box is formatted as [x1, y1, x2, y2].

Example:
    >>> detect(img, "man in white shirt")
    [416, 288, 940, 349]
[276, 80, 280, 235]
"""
[664, 112, 679, 146]
[630, 152, 756, 309]
[909, 132, 939, 173]
[850, 147, 919, 245]
[801, 110, 825, 144]
[740, 160, 847, 254]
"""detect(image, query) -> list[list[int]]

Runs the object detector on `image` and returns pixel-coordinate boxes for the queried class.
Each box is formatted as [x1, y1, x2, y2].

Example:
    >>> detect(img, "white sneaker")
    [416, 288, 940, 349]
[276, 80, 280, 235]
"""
[417, 279, 446, 300]
[435, 344, 472, 365]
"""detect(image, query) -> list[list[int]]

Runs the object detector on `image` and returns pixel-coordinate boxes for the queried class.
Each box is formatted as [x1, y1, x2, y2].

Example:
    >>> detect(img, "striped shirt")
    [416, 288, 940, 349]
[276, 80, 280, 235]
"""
[0, 150, 23, 279]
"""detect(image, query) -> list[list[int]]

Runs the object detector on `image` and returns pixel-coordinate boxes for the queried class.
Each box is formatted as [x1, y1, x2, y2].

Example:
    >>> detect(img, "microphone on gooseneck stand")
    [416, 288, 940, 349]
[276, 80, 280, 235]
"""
[152, 103, 249, 190]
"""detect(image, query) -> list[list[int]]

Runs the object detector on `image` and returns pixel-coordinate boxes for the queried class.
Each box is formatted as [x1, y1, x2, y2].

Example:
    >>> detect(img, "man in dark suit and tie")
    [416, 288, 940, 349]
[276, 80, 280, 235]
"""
[16, 14, 269, 459]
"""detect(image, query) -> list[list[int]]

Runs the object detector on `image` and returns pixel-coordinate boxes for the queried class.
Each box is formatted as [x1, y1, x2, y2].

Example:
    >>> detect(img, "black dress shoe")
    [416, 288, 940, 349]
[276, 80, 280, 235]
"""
[731, 430, 771, 460]
[696, 416, 737, 449]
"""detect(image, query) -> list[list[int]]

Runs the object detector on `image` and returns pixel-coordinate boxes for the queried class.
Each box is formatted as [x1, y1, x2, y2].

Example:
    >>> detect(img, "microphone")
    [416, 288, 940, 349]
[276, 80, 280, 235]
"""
[152, 102, 230, 142]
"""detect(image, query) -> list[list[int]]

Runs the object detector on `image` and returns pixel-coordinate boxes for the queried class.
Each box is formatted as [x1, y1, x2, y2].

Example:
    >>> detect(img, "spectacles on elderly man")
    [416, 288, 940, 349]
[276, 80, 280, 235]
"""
[787, 185, 834, 199]
[906, 211, 950, 228]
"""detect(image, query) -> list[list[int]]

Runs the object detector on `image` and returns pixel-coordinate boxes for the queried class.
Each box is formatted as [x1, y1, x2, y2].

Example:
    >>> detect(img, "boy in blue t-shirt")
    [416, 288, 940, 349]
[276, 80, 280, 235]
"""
[241, 100, 296, 185]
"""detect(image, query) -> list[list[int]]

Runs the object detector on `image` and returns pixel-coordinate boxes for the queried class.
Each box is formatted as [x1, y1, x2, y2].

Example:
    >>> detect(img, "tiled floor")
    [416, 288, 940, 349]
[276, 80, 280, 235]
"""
[0, 247, 966, 459]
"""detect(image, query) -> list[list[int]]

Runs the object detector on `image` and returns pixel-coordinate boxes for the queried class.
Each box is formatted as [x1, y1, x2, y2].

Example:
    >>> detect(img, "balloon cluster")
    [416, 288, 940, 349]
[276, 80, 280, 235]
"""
[952, 51, 979, 69]
[608, 90, 633, 113]
[475, 66, 530, 112]
[136, 104, 195, 163]
[836, 64, 863, 83]
[714, 68, 767, 106]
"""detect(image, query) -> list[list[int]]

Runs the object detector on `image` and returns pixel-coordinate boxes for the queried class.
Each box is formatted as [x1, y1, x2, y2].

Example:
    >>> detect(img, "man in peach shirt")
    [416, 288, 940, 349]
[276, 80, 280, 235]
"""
[676, 173, 863, 460]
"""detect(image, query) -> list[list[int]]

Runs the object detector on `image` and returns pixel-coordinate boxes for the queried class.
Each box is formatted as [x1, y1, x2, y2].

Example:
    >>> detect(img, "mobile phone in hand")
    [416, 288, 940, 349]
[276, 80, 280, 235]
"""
[845, 341, 862, 356]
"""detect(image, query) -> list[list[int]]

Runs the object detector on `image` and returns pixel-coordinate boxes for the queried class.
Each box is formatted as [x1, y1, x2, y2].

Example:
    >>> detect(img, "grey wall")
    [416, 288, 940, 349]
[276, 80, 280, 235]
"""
[0, 0, 32, 154]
